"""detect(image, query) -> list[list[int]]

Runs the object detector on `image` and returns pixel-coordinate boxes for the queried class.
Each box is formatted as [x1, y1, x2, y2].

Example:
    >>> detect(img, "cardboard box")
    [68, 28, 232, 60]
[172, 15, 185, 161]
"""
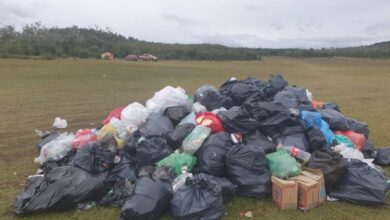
[290, 175, 319, 211]
[271, 176, 298, 209]
[302, 167, 326, 204]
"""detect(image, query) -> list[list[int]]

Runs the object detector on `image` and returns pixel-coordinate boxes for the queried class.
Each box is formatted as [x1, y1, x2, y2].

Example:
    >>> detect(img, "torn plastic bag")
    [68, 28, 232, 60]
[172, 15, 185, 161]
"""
[15, 166, 105, 215]
[157, 153, 197, 176]
[135, 136, 173, 170]
[35, 132, 74, 164]
[195, 112, 224, 133]
[243, 100, 288, 122]
[259, 112, 310, 151]
[306, 125, 328, 152]
[225, 144, 271, 198]
[320, 108, 350, 131]
[243, 130, 276, 154]
[193, 132, 234, 176]
[182, 125, 211, 155]
[102, 107, 123, 125]
[329, 159, 389, 205]
[334, 130, 365, 151]
[217, 106, 258, 135]
[141, 113, 174, 137]
[37, 132, 60, 149]
[120, 175, 173, 220]
[99, 155, 137, 206]
[121, 102, 149, 129]
[73, 143, 116, 174]
[347, 118, 369, 138]
[146, 86, 189, 113]
[374, 148, 390, 166]
[170, 173, 224, 220]
[195, 84, 234, 111]
[266, 148, 301, 178]
[71, 129, 97, 149]
[164, 105, 190, 125]
[307, 150, 348, 192]
[301, 111, 335, 144]
[268, 74, 288, 91]
[166, 123, 195, 150]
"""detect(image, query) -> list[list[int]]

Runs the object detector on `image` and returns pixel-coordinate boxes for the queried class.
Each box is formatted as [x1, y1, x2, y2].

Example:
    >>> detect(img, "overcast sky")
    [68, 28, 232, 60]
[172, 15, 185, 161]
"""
[1, 0, 390, 48]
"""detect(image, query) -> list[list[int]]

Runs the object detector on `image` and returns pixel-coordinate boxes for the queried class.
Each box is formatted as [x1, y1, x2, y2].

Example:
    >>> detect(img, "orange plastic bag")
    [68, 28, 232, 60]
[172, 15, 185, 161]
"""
[312, 100, 325, 109]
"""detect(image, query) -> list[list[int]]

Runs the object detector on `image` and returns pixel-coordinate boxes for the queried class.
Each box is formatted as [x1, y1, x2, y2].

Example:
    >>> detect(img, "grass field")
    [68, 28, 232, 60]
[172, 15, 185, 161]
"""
[1, 57, 390, 220]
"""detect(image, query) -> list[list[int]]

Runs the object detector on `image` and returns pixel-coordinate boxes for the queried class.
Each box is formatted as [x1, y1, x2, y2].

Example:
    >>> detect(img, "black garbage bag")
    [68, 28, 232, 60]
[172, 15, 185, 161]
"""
[194, 132, 234, 176]
[322, 102, 340, 112]
[306, 125, 328, 152]
[135, 136, 173, 170]
[217, 106, 258, 134]
[120, 175, 173, 220]
[15, 166, 105, 215]
[361, 139, 376, 158]
[123, 130, 142, 157]
[259, 112, 310, 151]
[243, 100, 288, 122]
[73, 143, 116, 174]
[164, 106, 190, 125]
[142, 113, 174, 137]
[37, 132, 60, 149]
[243, 130, 276, 154]
[329, 159, 389, 205]
[170, 173, 224, 220]
[347, 118, 369, 138]
[40, 149, 76, 174]
[107, 155, 137, 183]
[268, 74, 288, 91]
[307, 150, 348, 192]
[219, 78, 261, 105]
[274, 90, 299, 109]
[374, 148, 390, 166]
[166, 123, 195, 149]
[320, 109, 350, 131]
[284, 86, 310, 103]
[195, 84, 234, 111]
[225, 144, 271, 198]
[214, 177, 237, 203]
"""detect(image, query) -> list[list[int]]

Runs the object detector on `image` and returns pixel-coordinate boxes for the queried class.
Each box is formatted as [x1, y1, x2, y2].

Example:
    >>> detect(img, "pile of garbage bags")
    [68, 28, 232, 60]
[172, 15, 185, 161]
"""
[15, 74, 390, 219]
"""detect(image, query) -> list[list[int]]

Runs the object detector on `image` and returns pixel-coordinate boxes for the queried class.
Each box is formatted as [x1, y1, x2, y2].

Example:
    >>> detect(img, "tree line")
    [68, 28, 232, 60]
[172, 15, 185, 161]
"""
[1, 23, 389, 60]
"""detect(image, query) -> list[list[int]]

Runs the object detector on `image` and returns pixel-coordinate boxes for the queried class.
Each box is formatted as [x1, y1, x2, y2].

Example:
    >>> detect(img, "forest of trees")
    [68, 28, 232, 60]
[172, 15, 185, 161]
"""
[1, 23, 390, 60]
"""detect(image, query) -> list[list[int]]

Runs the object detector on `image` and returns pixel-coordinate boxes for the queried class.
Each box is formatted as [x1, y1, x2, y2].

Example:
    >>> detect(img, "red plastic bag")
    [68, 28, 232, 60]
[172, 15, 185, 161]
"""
[334, 130, 364, 151]
[72, 129, 97, 149]
[102, 107, 123, 125]
[195, 112, 224, 133]
[312, 100, 325, 109]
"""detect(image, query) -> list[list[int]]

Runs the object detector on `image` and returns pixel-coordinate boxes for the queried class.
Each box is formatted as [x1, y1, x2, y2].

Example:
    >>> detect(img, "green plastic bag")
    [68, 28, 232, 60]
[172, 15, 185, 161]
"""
[335, 135, 355, 149]
[266, 149, 301, 178]
[157, 153, 197, 176]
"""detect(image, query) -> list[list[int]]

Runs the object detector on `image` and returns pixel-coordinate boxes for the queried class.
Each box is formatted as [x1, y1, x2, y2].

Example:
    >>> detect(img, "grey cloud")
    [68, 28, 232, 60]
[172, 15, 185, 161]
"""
[163, 14, 200, 26]
[270, 23, 285, 31]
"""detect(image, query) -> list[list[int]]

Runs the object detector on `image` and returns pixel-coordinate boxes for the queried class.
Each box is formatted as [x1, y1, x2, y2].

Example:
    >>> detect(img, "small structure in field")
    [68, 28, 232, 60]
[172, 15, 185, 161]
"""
[125, 54, 138, 61]
[139, 54, 158, 61]
[101, 52, 114, 60]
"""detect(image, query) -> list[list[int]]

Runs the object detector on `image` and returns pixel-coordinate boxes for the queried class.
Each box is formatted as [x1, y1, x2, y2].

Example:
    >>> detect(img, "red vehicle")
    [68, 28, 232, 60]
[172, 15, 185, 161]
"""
[125, 54, 138, 61]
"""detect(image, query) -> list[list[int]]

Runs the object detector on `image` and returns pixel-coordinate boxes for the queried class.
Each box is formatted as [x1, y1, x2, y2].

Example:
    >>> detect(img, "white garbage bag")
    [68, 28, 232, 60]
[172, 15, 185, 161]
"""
[34, 132, 74, 163]
[121, 102, 149, 129]
[146, 86, 188, 113]
[52, 117, 67, 129]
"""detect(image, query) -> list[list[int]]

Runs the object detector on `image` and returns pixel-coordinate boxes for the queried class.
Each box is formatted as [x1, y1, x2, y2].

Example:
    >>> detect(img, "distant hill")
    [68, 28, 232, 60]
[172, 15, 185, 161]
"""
[1, 23, 390, 60]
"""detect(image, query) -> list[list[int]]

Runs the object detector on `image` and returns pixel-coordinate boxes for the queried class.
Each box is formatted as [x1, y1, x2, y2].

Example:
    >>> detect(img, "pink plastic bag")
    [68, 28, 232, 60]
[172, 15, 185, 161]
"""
[72, 129, 97, 149]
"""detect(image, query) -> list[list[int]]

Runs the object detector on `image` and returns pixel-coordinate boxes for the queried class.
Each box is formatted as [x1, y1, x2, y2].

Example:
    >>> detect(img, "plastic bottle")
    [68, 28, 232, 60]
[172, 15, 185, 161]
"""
[284, 146, 311, 162]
